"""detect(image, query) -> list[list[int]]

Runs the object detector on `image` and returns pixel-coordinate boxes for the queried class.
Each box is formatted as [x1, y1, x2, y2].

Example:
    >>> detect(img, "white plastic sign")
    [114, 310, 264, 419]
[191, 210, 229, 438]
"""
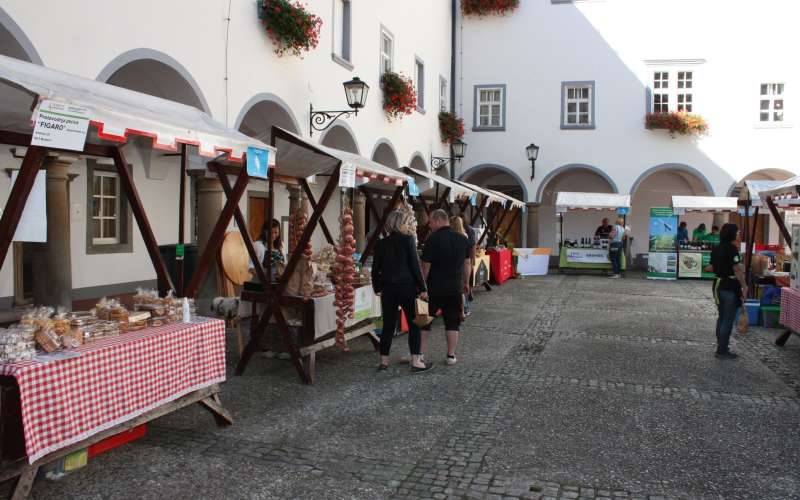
[339, 163, 356, 188]
[31, 100, 90, 152]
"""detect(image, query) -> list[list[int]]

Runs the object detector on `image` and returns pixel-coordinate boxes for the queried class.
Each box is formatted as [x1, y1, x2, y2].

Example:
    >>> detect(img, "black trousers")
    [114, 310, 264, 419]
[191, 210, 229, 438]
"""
[379, 284, 421, 356]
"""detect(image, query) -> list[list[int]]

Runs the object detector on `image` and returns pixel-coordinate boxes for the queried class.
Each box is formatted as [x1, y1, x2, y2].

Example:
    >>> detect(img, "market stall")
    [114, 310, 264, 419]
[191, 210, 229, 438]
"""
[671, 196, 738, 279]
[555, 192, 630, 273]
[233, 127, 411, 383]
[755, 178, 800, 346]
[0, 55, 241, 497]
[481, 188, 524, 284]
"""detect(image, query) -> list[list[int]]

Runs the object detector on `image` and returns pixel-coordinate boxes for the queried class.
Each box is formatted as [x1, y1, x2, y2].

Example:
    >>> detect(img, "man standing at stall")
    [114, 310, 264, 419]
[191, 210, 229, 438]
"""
[595, 218, 612, 238]
[419, 210, 471, 365]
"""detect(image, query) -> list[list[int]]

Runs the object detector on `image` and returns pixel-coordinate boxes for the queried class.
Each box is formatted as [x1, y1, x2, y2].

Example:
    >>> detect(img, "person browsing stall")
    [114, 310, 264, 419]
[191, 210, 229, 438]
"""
[708, 223, 748, 359]
[703, 225, 720, 245]
[608, 217, 625, 279]
[595, 218, 612, 239]
[250, 219, 284, 280]
[460, 215, 477, 317]
[677, 222, 689, 245]
[371, 211, 434, 374]
[419, 210, 471, 365]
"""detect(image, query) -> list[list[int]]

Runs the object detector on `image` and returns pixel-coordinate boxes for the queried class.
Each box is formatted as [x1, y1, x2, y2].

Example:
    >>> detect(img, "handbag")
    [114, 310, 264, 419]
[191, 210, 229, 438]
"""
[413, 299, 433, 327]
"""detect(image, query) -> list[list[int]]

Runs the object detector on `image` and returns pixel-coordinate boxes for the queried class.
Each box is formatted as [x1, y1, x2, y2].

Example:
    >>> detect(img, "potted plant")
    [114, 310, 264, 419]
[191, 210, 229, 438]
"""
[461, 0, 520, 17]
[439, 111, 465, 144]
[645, 111, 709, 137]
[257, 0, 322, 57]
[381, 72, 417, 121]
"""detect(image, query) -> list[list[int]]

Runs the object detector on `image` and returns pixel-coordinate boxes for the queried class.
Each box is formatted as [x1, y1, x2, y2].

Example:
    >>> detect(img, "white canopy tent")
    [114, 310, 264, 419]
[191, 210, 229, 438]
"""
[484, 187, 524, 209]
[0, 54, 274, 162]
[452, 179, 506, 205]
[403, 167, 476, 199]
[555, 192, 631, 213]
[742, 180, 784, 207]
[671, 195, 738, 214]
[757, 175, 800, 206]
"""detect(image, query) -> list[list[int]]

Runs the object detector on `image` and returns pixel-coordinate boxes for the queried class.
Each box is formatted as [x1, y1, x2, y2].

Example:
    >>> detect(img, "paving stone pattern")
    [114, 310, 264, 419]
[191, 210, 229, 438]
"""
[8, 274, 800, 499]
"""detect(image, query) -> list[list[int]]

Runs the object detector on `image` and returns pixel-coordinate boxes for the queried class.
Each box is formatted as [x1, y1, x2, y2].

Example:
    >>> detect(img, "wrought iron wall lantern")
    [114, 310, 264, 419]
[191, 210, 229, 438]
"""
[309, 77, 369, 137]
[526, 142, 540, 180]
[431, 139, 467, 175]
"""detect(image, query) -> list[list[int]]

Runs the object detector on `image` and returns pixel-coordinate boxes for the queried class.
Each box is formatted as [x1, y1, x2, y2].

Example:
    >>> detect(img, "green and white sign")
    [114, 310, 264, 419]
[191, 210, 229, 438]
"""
[647, 207, 678, 280]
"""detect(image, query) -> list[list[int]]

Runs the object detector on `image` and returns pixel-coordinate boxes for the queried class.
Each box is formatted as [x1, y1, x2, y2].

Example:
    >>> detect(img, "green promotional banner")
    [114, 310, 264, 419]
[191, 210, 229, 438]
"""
[647, 207, 678, 280]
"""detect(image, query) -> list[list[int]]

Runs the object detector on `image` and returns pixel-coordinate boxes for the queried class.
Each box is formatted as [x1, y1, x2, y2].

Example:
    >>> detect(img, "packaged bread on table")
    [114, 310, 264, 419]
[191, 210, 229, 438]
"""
[128, 311, 150, 331]
[35, 327, 61, 353]
[0, 326, 36, 363]
[61, 328, 84, 349]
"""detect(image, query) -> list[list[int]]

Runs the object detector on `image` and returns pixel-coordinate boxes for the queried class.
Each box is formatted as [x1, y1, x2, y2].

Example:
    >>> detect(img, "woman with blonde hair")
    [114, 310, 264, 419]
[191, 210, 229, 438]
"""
[449, 216, 469, 320]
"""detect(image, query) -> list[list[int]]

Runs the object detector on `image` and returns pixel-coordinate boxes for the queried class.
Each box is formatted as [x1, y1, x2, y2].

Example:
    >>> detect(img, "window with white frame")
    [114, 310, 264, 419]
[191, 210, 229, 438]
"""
[414, 57, 425, 111]
[760, 83, 784, 122]
[333, 0, 351, 64]
[440, 77, 448, 112]
[561, 82, 594, 128]
[650, 70, 695, 113]
[380, 28, 393, 74]
[474, 85, 505, 130]
[91, 171, 120, 244]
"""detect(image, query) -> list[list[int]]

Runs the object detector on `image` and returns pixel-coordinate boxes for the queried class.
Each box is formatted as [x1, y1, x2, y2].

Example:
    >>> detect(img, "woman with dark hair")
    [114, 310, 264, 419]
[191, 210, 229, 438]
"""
[250, 219, 284, 277]
[709, 223, 748, 358]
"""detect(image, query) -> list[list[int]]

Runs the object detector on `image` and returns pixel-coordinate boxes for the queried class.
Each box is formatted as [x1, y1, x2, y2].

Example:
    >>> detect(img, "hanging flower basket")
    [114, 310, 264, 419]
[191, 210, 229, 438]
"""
[439, 111, 465, 144]
[461, 0, 520, 17]
[645, 112, 709, 136]
[257, 0, 322, 57]
[381, 72, 417, 121]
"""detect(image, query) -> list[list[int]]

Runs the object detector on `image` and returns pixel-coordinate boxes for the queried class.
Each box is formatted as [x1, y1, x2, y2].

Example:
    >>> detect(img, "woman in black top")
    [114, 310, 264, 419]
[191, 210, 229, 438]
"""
[371, 211, 434, 373]
[709, 223, 748, 358]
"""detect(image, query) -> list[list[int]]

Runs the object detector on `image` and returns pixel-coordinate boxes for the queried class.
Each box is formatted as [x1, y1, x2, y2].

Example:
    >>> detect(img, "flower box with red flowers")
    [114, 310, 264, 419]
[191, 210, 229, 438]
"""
[257, 0, 322, 57]
[461, 0, 520, 17]
[645, 112, 709, 136]
[439, 111, 465, 144]
[381, 71, 417, 122]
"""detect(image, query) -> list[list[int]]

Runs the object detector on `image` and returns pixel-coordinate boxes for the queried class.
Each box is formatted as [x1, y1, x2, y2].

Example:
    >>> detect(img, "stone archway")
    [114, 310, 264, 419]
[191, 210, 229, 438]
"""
[235, 92, 301, 140]
[537, 165, 618, 253]
[97, 48, 210, 113]
[0, 6, 42, 63]
[461, 164, 527, 247]
[320, 123, 359, 154]
[630, 165, 713, 257]
[371, 139, 399, 169]
[729, 168, 796, 248]
[408, 153, 427, 171]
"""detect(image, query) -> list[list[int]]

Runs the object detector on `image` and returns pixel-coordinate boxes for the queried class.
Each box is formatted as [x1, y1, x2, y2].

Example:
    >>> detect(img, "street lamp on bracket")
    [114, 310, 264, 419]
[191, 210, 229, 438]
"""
[431, 139, 467, 179]
[309, 77, 369, 137]
[526, 142, 540, 180]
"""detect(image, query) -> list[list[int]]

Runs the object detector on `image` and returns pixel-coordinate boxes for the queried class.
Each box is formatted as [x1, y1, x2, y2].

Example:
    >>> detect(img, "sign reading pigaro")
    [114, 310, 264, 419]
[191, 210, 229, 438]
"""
[31, 100, 90, 152]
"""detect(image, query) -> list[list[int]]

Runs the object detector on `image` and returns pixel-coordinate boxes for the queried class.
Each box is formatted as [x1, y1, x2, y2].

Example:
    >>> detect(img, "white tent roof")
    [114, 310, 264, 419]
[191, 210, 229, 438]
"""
[272, 127, 409, 188]
[671, 195, 738, 212]
[742, 180, 784, 207]
[756, 176, 800, 206]
[451, 179, 505, 205]
[484, 187, 524, 209]
[0, 54, 273, 163]
[555, 192, 631, 213]
[403, 167, 476, 198]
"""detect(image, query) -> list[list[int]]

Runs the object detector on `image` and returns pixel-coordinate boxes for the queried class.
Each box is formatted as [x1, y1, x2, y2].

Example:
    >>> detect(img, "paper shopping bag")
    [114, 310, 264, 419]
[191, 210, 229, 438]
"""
[413, 299, 433, 327]
[735, 308, 748, 334]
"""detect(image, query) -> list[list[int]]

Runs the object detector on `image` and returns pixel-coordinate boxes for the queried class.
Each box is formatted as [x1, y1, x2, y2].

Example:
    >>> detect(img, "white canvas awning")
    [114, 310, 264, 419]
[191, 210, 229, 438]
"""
[451, 179, 506, 205]
[742, 180, 784, 207]
[0, 54, 273, 163]
[671, 195, 738, 213]
[555, 192, 631, 213]
[757, 176, 800, 206]
[402, 167, 476, 198]
[272, 127, 409, 188]
[484, 187, 524, 209]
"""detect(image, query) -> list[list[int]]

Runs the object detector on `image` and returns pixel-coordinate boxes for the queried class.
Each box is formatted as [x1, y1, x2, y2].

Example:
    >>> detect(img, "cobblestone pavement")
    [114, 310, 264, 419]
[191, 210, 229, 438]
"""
[9, 274, 800, 499]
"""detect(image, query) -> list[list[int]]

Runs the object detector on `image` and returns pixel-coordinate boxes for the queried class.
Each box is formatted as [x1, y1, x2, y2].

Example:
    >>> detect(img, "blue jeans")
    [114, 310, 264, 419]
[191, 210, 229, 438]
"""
[609, 242, 622, 275]
[715, 290, 739, 354]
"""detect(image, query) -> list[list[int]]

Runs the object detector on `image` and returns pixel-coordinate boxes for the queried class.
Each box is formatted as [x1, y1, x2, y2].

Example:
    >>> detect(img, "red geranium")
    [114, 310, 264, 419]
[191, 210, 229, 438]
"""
[645, 111, 709, 136]
[462, 0, 520, 17]
[258, 0, 322, 57]
[439, 111, 464, 144]
[381, 72, 417, 121]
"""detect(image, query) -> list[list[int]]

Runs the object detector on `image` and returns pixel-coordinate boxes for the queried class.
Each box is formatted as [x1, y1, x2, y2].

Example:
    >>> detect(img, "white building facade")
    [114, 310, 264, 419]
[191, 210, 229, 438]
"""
[457, 0, 800, 259]
[0, 0, 453, 307]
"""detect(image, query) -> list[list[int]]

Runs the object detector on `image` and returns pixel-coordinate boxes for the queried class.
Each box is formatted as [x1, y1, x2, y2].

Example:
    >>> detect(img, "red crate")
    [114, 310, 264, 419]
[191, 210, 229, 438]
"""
[88, 424, 146, 458]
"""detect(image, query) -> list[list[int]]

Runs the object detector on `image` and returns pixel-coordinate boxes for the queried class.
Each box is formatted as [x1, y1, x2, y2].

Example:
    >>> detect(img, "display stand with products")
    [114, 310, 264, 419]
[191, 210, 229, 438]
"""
[671, 196, 738, 280]
[0, 55, 244, 498]
[555, 192, 630, 274]
[231, 127, 411, 384]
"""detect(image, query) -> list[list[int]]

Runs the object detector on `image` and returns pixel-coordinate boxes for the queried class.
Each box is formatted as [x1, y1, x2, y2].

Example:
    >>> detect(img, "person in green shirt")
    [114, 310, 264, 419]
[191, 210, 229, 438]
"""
[703, 225, 720, 245]
[692, 223, 707, 242]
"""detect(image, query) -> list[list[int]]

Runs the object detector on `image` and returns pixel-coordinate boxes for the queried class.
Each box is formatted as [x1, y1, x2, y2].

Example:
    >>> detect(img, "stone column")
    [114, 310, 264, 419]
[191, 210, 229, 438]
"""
[525, 202, 540, 248]
[195, 176, 225, 299]
[32, 154, 77, 309]
[354, 191, 366, 253]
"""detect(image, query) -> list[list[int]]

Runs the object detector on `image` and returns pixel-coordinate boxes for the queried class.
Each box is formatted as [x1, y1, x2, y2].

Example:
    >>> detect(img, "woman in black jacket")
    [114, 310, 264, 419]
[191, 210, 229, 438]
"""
[371, 211, 434, 373]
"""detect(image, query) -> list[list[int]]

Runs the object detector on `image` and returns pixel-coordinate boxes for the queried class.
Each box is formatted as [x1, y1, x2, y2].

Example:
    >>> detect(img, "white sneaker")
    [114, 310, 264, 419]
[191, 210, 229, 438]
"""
[609, 274, 621, 279]
[446, 355, 457, 366]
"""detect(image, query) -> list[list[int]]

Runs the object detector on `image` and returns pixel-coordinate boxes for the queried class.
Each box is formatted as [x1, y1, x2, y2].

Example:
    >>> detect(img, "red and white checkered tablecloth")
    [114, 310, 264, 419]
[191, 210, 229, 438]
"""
[780, 287, 800, 332]
[0, 318, 226, 463]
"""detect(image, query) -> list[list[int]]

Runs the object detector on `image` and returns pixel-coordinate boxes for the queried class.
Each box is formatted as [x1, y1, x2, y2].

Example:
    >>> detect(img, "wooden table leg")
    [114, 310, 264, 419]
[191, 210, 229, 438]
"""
[197, 396, 234, 427]
[302, 352, 316, 385]
[10, 465, 38, 500]
[775, 329, 793, 347]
